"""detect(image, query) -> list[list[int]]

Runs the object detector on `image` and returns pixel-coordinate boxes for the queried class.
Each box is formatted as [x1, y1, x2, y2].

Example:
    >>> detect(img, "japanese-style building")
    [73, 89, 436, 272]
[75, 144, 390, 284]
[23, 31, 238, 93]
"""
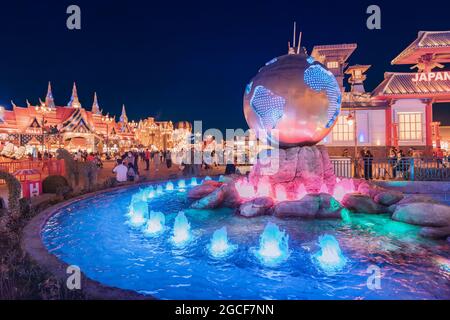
[315, 31, 450, 157]
[0, 82, 177, 156]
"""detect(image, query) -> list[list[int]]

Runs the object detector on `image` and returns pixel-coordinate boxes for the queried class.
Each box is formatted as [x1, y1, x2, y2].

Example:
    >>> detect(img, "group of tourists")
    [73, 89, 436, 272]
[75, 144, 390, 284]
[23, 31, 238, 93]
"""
[112, 149, 174, 183]
[343, 147, 416, 180]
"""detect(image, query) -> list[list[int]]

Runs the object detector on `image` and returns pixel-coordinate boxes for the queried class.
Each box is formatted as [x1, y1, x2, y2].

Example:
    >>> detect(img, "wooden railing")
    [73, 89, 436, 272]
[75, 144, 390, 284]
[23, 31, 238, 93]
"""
[0, 159, 65, 184]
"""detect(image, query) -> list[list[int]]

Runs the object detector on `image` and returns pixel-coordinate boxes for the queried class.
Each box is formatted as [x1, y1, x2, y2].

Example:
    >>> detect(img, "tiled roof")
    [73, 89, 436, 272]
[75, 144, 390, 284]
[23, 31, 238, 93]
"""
[311, 43, 357, 63]
[372, 72, 450, 97]
[392, 31, 450, 65]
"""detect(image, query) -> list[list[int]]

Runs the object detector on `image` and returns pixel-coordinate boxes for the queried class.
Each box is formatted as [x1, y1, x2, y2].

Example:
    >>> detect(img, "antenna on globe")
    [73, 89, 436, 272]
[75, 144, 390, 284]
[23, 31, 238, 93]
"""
[288, 21, 297, 54]
[297, 31, 302, 54]
[293, 21, 297, 48]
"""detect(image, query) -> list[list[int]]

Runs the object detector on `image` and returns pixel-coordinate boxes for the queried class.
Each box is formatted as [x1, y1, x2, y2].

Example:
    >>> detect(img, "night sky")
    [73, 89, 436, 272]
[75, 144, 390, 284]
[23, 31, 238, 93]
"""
[0, 0, 449, 131]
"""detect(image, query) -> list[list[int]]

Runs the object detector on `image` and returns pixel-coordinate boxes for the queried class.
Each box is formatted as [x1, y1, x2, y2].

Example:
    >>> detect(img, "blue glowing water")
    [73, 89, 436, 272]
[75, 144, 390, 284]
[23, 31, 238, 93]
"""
[42, 181, 450, 300]
[313, 234, 347, 273]
[143, 211, 165, 237]
[166, 182, 174, 191]
[254, 222, 289, 266]
[171, 211, 191, 246]
[208, 226, 237, 258]
[190, 177, 198, 186]
[178, 179, 186, 189]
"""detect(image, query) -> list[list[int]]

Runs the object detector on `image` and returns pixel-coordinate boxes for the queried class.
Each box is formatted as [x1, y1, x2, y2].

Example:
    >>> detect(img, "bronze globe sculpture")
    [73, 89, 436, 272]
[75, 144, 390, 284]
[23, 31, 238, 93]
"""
[243, 50, 342, 148]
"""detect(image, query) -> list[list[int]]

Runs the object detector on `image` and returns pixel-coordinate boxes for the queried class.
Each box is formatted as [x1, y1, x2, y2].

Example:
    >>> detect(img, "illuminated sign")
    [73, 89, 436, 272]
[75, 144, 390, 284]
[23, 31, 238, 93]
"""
[412, 71, 450, 82]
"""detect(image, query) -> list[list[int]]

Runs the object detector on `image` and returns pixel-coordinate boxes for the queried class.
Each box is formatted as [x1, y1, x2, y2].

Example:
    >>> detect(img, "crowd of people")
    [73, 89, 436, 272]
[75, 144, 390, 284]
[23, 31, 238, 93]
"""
[342, 146, 449, 181]
[111, 149, 173, 182]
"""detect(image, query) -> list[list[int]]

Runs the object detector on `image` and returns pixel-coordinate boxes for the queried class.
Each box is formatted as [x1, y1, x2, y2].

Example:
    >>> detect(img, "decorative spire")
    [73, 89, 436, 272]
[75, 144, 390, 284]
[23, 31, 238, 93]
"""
[45, 81, 56, 109]
[68, 82, 81, 108]
[91, 92, 101, 115]
[120, 104, 128, 123]
[26, 99, 31, 107]
[11, 100, 17, 108]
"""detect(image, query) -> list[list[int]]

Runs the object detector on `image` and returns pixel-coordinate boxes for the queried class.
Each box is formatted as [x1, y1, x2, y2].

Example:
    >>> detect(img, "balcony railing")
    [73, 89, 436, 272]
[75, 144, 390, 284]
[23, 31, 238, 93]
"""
[330, 157, 450, 181]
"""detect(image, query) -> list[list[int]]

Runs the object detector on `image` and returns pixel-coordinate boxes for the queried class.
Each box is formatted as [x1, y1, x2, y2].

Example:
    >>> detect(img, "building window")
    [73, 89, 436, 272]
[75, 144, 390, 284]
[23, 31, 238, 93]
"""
[332, 115, 354, 141]
[327, 61, 339, 69]
[398, 112, 422, 141]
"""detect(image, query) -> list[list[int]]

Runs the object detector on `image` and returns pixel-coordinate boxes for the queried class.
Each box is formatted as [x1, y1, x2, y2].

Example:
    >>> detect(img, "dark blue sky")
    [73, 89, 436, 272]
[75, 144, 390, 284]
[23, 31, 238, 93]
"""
[0, 0, 449, 130]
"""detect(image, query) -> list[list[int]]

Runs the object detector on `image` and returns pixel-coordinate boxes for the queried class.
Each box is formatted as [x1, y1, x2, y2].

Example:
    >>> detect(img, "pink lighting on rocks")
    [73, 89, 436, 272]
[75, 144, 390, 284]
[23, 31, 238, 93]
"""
[332, 185, 346, 202]
[235, 180, 256, 199]
[319, 184, 329, 194]
[332, 178, 356, 202]
[275, 185, 288, 202]
[256, 181, 272, 198]
[296, 183, 308, 200]
[340, 178, 355, 193]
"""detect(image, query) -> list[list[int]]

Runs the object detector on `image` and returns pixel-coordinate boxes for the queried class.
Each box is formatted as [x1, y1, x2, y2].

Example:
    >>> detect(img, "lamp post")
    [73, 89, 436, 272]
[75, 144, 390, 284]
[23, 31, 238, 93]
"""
[346, 91, 359, 177]
[35, 103, 51, 152]
[101, 114, 114, 155]
[346, 111, 357, 157]
[129, 120, 138, 148]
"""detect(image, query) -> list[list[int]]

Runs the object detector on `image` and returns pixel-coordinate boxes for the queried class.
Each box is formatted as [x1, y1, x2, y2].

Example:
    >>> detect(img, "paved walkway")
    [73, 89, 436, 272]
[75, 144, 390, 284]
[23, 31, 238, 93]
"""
[0, 159, 227, 209]
[98, 159, 226, 183]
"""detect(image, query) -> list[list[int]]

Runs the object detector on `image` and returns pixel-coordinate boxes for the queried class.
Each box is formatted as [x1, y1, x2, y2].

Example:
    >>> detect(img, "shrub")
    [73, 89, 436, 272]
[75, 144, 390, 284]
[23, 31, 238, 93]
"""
[0, 170, 21, 219]
[42, 175, 69, 194]
[103, 177, 117, 189]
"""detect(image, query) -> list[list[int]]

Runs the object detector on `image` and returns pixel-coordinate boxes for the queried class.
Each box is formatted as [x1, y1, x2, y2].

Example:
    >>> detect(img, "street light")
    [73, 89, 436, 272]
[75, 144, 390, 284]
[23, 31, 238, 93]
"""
[129, 120, 138, 148]
[102, 114, 114, 155]
[35, 103, 51, 152]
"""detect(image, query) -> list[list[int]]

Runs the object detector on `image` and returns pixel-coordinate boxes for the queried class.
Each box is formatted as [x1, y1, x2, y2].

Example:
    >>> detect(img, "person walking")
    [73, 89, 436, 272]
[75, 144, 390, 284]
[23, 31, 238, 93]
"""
[127, 163, 137, 182]
[145, 148, 150, 171]
[166, 150, 172, 169]
[154, 150, 160, 173]
[363, 149, 373, 180]
[133, 151, 139, 175]
[389, 147, 398, 179]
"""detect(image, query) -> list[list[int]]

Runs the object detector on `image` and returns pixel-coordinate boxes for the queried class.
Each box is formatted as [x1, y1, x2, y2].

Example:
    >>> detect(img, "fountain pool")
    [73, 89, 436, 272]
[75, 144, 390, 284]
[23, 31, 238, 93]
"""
[42, 181, 450, 300]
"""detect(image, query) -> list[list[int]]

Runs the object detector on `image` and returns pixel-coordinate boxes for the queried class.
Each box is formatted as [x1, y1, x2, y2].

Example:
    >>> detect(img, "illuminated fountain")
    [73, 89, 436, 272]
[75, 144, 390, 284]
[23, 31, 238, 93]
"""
[171, 211, 191, 245]
[235, 180, 256, 199]
[166, 182, 174, 191]
[190, 177, 198, 186]
[145, 186, 155, 200]
[204, 176, 212, 181]
[254, 222, 289, 266]
[275, 184, 287, 202]
[128, 201, 148, 227]
[256, 180, 272, 198]
[319, 184, 329, 194]
[296, 183, 307, 200]
[143, 211, 166, 236]
[208, 226, 237, 258]
[156, 185, 164, 194]
[178, 179, 186, 189]
[131, 190, 147, 203]
[332, 185, 346, 202]
[313, 234, 347, 272]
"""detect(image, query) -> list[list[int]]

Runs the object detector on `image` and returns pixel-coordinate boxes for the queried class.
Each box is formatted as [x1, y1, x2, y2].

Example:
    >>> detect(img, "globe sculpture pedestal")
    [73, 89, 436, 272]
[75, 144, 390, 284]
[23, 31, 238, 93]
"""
[249, 145, 336, 200]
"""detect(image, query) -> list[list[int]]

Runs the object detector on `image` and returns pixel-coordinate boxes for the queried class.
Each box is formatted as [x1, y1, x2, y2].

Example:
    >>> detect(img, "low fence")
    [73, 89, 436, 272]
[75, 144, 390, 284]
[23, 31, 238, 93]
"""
[0, 159, 65, 184]
[330, 157, 450, 181]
